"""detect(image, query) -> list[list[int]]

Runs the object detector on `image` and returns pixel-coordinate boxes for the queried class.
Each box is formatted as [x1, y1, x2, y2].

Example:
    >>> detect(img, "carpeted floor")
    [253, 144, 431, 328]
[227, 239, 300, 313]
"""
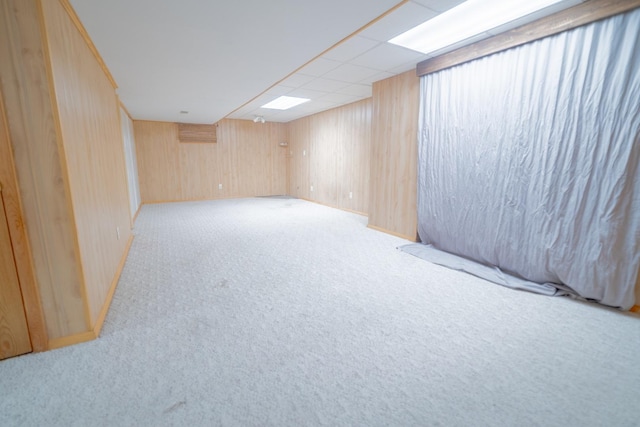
[1, 197, 639, 426]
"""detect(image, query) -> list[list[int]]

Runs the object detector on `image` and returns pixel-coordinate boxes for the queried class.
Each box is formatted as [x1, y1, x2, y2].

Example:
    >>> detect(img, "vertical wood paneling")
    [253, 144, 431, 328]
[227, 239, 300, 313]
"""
[288, 99, 371, 214]
[41, 0, 132, 327]
[368, 71, 419, 240]
[336, 99, 371, 213]
[0, 89, 47, 351]
[288, 117, 311, 200]
[0, 190, 32, 359]
[309, 112, 338, 207]
[134, 119, 287, 202]
[135, 121, 183, 202]
[179, 142, 219, 200]
[0, 0, 87, 339]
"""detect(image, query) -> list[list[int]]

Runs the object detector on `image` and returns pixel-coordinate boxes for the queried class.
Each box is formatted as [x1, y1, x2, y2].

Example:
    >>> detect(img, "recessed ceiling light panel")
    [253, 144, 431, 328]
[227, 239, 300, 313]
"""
[389, 0, 564, 55]
[261, 96, 310, 110]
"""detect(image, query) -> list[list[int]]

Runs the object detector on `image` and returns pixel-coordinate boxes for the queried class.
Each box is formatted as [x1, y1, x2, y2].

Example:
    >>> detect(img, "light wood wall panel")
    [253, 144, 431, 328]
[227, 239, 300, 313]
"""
[134, 121, 183, 202]
[368, 70, 419, 240]
[0, 90, 47, 351]
[288, 117, 311, 200]
[134, 119, 287, 202]
[41, 0, 132, 327]
[0, 0, 87, 339]
[288, 99, 371, 214]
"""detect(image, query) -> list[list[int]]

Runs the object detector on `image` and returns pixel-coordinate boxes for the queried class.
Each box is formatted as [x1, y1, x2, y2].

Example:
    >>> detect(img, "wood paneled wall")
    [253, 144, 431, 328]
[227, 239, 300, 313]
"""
[0, 0, 133, 345]
[41, 0, 132, 328]
[368, 70, 419, 240]
[135, 119, 288, 203]
[0, 91, 47, 351]
[288, 99, 371, 214]
[0, 0, 86, 339]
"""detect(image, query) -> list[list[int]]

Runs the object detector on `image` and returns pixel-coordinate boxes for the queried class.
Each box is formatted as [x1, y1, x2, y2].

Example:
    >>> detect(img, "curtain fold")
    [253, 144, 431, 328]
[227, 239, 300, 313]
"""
[416, 8, 640, 309]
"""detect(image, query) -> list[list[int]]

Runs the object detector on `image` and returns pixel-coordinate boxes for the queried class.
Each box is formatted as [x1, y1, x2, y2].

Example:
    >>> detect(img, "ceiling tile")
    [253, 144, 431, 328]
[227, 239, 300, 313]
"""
[278, 73, 316, 88]
[321, 36, 381, 62]
[387, 60, 425, 75]
[264, 85, 295, 96]
[359, 71, 395, 85]
[317, 92, 361, 104]
[350, 43, 424, 71]
[486, 0, 582, 36]
[410, 0, 466, 13]
[358, 2, 438, 42]
[285, 88, 329, 99]
[296, 57, 342, 77]
[322, 64, 381, 84]
[302, 78, 351, 92]
[226, 104, 258, 119]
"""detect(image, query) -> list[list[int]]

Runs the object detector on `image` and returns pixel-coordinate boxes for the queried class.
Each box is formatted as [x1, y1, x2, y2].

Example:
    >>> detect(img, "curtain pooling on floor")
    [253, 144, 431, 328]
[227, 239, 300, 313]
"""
[416, 9, 640, 309]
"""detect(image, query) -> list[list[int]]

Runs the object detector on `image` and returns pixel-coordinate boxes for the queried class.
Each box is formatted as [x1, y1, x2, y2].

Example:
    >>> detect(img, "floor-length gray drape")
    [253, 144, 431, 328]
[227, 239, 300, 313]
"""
[415, 9, 640, 309]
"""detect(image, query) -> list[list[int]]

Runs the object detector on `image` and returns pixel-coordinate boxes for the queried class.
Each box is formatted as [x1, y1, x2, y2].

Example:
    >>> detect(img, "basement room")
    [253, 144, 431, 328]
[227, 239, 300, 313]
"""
[0, 0, 639, 425]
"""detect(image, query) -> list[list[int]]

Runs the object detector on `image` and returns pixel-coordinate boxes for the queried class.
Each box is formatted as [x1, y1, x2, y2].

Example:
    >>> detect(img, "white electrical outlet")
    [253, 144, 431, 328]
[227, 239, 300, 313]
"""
[218, 183, 223, 190]
[310, 185, 314, 192]
[116, 226, 120, 240]
[349, 191, 353, 199]
[303, 150, 306, 157]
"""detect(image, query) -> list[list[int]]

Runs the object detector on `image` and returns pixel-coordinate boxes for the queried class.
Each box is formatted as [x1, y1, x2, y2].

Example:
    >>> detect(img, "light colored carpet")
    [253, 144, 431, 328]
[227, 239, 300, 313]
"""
[1, 197, 639, 426]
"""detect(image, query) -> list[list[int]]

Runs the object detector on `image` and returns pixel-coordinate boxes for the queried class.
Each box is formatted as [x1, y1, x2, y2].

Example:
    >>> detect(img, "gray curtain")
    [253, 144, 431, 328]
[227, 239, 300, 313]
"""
[415, 8, 640, 309]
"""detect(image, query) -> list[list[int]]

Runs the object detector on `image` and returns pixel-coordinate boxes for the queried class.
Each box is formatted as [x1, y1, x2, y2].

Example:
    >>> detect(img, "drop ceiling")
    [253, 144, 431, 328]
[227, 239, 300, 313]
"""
[69, 0, 583, 124]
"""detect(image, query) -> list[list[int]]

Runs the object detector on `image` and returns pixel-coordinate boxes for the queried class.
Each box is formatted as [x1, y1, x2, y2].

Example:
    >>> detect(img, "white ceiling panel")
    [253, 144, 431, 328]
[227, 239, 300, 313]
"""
[357, 2, 438, 42]
[350, 43, 425, 72]
[70, 0, 583, 124]
[302, 78, 352, 93]
[322, 64, 382, 84]
[296, 58, 343, 77]
[410, 0, 466, 13]
[276, 73, 317, 89]
[317, 92, 362, 104]
[69, 0, 404, 124]
[486, 0, 583, 35]
[263, 85, 295, 97]
[321, 36, 381, 62]
[285, 88, 330, 99]
[336, 84, 373, 97]
[358, 71, 396, 85]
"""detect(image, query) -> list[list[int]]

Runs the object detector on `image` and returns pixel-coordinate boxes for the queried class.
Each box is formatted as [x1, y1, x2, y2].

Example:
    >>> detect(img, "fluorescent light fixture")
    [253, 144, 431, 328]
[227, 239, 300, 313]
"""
[261, 96, 310, 110]
[389, 0, 563, 55]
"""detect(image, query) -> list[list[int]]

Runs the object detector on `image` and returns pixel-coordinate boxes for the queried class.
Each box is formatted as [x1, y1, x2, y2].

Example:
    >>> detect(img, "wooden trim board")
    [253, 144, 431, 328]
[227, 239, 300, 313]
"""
[417, 0, 640, 76]
[367, 224, 418, 242]
[48, 331, 96, 350]
[47, 234, 133, 349]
